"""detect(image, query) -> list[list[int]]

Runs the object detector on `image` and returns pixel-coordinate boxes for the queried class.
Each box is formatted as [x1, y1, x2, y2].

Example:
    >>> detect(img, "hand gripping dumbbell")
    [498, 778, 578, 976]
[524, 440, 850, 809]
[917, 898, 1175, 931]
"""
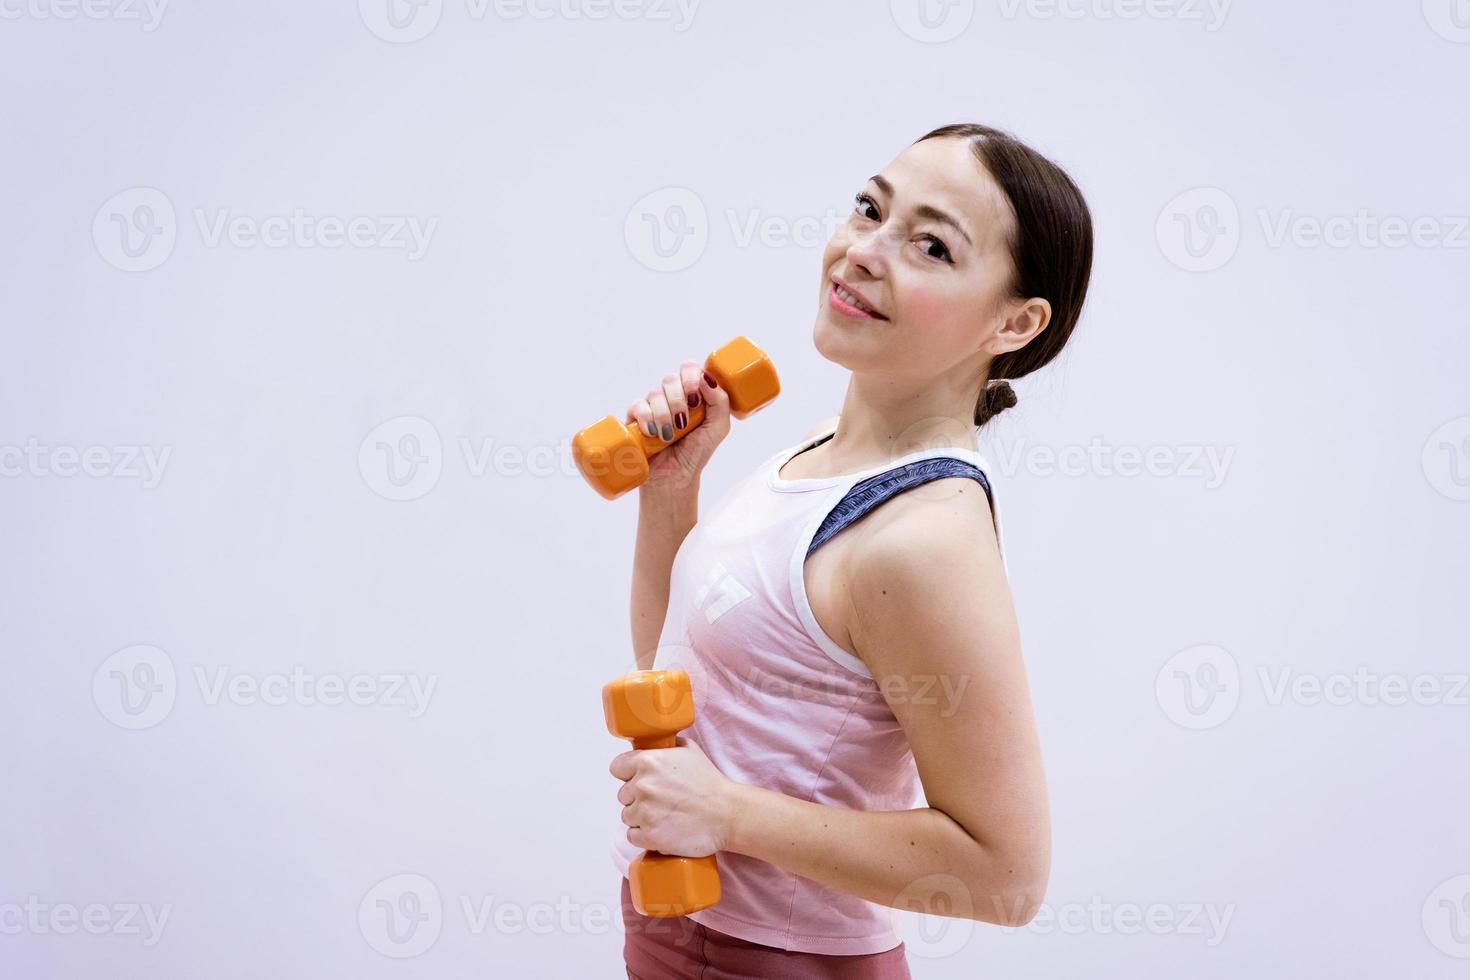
[572, 335, 780, 500]
[603, 669, 722, 917]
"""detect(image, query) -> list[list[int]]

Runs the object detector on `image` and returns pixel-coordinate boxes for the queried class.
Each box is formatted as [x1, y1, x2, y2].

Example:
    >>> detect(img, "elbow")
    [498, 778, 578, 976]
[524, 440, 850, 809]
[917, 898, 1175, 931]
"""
[966, 853, 1050, 927]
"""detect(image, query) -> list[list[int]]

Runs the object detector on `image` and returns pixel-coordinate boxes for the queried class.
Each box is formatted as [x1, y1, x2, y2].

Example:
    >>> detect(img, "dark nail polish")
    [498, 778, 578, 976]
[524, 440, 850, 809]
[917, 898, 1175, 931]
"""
[675, 412, 687, 429]
[646, 422, 658, 437]
[703, 371, 718, 389]
[661, 424, 674, 441]
[689, 391, 701, 408]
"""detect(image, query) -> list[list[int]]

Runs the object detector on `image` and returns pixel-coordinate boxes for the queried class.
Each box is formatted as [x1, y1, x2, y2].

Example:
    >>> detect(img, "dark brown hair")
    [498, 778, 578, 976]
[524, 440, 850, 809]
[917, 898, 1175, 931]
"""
[914, 123, 1094, 426]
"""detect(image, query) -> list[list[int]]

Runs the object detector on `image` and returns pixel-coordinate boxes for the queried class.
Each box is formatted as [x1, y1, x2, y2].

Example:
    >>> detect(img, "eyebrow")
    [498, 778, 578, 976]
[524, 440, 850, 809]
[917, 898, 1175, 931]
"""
[868, 174, 973, 247]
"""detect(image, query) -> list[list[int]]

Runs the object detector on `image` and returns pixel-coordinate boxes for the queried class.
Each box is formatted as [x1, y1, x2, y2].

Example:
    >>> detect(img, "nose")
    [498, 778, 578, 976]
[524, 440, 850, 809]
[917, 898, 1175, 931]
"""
[845, 222, 895, 278]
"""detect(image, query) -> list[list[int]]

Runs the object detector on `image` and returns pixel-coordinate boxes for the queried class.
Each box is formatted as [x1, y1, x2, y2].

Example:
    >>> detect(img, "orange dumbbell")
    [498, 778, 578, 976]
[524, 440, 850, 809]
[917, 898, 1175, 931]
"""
[572, 335, 780, 500]
[603, 669, 722, 918]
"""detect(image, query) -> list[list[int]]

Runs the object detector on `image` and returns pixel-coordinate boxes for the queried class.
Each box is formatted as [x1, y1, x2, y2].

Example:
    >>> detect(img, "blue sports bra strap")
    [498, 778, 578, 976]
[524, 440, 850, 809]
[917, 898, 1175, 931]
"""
[808, 457, 993, 557]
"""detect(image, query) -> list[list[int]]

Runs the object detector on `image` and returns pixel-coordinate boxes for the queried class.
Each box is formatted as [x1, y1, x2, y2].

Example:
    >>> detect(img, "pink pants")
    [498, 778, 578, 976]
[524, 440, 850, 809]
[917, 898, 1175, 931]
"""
[620, 877, 912, 980]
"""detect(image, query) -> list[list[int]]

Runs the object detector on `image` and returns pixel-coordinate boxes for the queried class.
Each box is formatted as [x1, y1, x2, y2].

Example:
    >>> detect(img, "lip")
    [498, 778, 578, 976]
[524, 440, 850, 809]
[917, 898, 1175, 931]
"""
[828, 276, 888, 320]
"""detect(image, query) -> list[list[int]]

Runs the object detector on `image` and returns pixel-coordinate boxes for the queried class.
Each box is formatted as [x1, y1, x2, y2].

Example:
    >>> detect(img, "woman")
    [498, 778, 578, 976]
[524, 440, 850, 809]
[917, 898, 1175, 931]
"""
[608, 122, 1093, 979]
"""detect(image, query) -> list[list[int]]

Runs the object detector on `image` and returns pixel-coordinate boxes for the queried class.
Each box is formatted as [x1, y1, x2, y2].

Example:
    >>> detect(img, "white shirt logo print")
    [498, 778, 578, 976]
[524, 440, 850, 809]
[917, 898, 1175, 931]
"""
[692, 560, 752, 624]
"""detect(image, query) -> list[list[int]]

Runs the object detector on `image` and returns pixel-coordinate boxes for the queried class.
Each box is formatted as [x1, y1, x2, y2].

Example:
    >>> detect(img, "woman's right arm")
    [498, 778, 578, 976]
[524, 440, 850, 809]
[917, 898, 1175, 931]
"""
[631, 485, 699, 670]
[625, 362, 731, 670]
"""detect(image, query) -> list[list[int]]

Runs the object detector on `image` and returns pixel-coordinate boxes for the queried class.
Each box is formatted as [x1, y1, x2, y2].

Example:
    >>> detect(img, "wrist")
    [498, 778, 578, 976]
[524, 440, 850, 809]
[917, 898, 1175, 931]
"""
[720, 779, 762, 855]
[639, 482, 699, 526]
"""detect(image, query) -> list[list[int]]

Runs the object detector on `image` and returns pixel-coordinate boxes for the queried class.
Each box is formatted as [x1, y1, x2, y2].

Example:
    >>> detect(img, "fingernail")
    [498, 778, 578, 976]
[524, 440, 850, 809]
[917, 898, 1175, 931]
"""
[646, 422, 658, 437]
[675, 412, 687, 429]
[661, 424, 674, 441]
[689, 391, 701, 408]
[703, 371, 718, 389]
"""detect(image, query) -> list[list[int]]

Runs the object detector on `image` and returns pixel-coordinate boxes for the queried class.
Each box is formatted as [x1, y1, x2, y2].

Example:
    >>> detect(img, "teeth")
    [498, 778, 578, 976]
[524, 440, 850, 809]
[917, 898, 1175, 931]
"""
[836, 284, 875, 314]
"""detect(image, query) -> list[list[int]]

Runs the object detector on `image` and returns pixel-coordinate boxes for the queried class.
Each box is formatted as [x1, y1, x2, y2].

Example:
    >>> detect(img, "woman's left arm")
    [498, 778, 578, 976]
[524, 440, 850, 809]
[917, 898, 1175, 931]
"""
[610, 477, 1049, 925]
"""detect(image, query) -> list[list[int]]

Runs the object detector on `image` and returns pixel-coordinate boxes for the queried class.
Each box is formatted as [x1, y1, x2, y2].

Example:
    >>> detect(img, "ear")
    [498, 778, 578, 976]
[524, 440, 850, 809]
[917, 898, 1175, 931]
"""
[986, 297, 1051, 356]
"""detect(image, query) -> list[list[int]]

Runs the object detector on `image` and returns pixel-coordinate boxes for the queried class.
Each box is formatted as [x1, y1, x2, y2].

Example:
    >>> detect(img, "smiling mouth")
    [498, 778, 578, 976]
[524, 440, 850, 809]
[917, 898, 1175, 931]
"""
[830, 281, 888, 320]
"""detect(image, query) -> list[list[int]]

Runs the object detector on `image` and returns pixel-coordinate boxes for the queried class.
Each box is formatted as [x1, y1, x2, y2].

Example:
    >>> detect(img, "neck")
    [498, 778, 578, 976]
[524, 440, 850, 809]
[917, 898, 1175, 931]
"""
[823, 369, 984, 466]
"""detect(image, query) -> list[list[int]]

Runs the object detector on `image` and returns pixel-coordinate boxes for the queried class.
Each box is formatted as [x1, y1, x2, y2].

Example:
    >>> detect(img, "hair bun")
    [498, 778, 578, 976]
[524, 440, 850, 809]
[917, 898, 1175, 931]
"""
[974, 380, 1018, 427]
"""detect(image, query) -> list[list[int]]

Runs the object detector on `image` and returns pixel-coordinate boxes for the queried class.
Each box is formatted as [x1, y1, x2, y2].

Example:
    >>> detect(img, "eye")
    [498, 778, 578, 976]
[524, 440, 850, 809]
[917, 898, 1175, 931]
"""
[852, 191, 879, 221]
[918, 235, 954, 264]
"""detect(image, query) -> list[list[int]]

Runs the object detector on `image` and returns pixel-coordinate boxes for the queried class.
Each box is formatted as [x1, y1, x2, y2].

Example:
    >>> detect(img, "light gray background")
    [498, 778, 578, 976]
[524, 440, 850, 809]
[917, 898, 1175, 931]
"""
[2, 1, 1467, 977]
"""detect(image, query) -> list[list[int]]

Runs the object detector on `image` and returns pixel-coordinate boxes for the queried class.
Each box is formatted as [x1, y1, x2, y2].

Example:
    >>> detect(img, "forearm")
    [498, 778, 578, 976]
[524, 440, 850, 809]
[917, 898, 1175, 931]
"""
[725, 784, 1044, 925]
[630, 484, 699, 670]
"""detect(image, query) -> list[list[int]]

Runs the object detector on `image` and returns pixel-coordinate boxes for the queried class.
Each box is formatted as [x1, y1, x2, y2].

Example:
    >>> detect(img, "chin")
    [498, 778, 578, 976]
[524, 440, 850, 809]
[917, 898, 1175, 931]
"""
[811, 310, 874, 369]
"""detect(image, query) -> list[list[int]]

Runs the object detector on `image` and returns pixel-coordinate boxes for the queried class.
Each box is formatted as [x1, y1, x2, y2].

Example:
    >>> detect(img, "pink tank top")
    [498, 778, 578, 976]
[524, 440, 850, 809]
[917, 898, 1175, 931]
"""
[609, 420, 1007, 955]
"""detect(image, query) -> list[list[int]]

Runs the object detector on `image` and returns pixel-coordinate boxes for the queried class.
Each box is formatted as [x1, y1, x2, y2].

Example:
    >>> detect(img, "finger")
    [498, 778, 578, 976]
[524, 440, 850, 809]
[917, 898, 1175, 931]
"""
[609, 751, 638, 781]
[700, 367, 727, 418]
[626, 399, 658, 440]
[620, 802, 641, 827]
[680, 360, 703, 412]
[662, 372, 689, 434]
[617, 781, 637, 806]
[649, 378, 674, 443]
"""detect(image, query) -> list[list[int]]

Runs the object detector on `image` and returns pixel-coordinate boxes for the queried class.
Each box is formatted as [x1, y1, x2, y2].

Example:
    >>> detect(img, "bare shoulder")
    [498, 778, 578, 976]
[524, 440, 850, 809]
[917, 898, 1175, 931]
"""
[842, 475, 1005, 610]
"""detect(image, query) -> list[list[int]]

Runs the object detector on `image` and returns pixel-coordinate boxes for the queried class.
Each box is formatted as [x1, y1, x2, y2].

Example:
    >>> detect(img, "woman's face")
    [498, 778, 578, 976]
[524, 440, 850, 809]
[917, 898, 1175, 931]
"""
[815, 136, 1045, 385]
